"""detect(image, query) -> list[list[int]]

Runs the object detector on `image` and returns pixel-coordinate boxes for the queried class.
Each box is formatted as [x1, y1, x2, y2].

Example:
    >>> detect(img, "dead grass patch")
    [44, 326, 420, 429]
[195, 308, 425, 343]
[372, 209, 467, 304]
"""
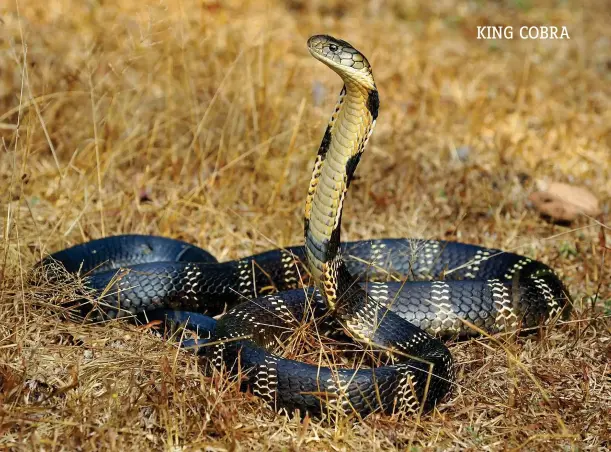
[1, 0, 610, 450]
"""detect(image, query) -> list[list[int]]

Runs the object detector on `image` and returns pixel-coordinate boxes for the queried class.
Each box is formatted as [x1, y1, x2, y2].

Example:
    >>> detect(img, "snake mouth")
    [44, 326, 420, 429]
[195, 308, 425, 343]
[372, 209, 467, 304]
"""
[307, 34, 356, 61]
[306, 34, 326, 48]
[307, 34, 334, 63]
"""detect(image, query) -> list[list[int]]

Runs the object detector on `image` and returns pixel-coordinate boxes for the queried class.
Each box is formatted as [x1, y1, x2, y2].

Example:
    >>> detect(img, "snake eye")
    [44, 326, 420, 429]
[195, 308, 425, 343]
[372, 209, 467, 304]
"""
[328, 44, 338, 52]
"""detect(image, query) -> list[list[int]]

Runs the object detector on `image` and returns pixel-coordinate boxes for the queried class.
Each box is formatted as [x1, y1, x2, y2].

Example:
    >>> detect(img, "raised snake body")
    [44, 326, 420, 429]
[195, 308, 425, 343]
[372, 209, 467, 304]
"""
[38, 35, 571, 418]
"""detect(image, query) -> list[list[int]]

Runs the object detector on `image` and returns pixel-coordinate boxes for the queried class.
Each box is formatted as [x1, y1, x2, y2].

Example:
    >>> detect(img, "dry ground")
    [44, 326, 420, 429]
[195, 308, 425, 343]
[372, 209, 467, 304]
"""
[1, 0, 610, 450]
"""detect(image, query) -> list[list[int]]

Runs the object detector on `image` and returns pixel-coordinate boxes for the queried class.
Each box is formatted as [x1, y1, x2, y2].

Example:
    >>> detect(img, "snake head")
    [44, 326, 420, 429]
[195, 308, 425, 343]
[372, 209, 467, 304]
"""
[307, 35, 376, 91]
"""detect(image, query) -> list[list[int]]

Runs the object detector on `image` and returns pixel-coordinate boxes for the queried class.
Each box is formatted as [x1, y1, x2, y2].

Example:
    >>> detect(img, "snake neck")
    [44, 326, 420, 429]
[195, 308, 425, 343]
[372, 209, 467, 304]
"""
[304, 81, 378, 311]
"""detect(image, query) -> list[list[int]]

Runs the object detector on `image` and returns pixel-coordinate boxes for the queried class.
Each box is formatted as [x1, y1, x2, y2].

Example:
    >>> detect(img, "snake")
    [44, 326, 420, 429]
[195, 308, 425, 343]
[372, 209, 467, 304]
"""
[36, 35, 571, 418]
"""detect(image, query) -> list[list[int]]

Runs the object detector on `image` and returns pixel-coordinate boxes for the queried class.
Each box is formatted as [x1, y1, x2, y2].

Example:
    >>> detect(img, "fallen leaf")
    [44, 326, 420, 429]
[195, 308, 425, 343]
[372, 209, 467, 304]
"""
[529, 181, 601, 222]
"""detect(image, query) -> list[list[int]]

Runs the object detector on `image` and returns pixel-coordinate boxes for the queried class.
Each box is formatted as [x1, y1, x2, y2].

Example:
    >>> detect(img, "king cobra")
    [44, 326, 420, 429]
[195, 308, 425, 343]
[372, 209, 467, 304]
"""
[37, 35, 571, 418]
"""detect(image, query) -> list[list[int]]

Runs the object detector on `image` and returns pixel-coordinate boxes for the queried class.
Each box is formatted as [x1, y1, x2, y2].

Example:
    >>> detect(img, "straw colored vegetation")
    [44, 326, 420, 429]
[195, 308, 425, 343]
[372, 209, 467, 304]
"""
[1, 0, 609, 450]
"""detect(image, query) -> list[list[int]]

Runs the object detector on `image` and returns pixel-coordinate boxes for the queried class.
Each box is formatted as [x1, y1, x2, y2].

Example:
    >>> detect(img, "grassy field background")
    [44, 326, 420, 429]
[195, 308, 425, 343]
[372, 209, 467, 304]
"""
[1, 0, 610, 450]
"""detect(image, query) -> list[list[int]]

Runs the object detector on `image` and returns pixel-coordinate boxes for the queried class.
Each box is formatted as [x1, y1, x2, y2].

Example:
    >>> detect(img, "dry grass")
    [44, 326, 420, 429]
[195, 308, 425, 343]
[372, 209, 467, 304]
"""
[1, 0, 610, 450]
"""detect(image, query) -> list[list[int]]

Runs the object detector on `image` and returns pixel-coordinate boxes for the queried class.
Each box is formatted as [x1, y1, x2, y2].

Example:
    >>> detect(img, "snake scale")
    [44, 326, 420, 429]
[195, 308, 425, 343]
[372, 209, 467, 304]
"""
[37, 35, 571, 418]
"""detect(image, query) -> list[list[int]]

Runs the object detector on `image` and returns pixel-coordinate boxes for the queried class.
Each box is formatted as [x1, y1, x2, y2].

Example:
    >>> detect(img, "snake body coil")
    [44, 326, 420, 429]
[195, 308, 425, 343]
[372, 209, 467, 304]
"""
[38, 35, 570, 418]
